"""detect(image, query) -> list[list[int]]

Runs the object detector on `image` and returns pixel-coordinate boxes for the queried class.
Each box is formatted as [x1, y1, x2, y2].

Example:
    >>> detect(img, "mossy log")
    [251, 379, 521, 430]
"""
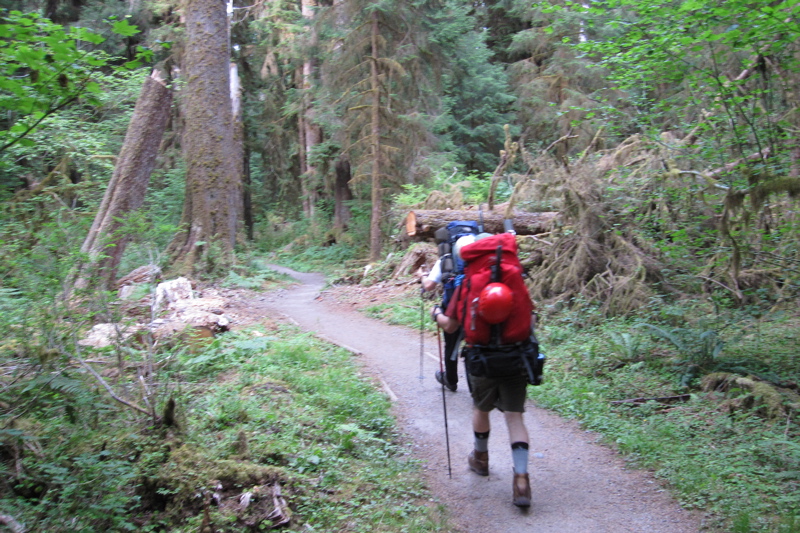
[405, 209, 559, 239]
[702, 372, 792, 420]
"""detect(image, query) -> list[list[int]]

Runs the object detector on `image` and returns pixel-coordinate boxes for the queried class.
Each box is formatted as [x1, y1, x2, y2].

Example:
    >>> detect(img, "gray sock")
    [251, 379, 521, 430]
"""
[474, 431, 490, 453]
[511, 442, 528, 474]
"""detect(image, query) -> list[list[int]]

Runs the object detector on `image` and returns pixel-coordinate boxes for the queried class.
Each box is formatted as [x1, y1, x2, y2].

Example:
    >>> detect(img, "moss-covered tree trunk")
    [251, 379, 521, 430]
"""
[368, 10, 382, 261]
[73, 71, 172, 290]
[167, 0, 242, 274]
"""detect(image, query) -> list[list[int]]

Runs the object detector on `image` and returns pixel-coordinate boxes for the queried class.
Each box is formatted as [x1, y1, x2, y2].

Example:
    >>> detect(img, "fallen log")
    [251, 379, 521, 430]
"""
[405, 209, 559, 239]
[610, 394, 692, 405]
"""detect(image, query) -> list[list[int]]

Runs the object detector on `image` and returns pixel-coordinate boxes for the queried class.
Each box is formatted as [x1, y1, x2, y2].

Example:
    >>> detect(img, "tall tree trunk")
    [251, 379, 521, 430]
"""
[73, 71, 172, 290]
[243, 144, 254, 241]
[167, 0, 242, 273]
[368, 10, 382, 261]
[300, 0, 321, 219]
[230, 60, 246, 239]
[333, 154, 353, 231]
[297, 66, 308, 206]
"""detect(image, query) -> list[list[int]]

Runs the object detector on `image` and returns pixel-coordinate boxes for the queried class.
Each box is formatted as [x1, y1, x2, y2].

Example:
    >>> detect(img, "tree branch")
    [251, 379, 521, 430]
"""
[0, 513, 26, 533]
[72, 346, 153, 417]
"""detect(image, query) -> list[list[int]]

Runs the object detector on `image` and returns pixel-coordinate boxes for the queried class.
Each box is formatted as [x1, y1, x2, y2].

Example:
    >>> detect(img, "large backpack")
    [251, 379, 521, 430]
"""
[434, 220, 480, 308]
[455, 232, 544, 385]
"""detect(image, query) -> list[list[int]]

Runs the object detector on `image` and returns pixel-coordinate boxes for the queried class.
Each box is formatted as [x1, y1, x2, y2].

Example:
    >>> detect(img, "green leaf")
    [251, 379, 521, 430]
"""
[73, 26, 105, 45]
[112, 19, 141, 37]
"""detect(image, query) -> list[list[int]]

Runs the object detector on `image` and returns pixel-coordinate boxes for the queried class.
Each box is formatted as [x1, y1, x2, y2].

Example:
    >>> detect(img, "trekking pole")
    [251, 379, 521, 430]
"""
[436, 324, 453, 478]
[419, 288, 425, 380]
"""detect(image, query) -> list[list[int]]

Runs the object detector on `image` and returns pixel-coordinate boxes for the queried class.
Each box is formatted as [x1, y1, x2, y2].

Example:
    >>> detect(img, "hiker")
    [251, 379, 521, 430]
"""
[430, 232, 538, 507]
[421, 233, 477, 392]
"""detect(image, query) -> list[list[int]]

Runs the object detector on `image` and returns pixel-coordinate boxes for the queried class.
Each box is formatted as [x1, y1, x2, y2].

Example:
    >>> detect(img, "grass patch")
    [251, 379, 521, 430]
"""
[364, 297, 429, 329]
[148, 325, 452, 531]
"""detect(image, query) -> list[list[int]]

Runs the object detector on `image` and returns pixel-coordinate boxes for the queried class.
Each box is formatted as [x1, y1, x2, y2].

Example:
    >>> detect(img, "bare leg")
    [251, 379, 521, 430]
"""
[472, 408, 491, 433]
[503, 411, 528, 445]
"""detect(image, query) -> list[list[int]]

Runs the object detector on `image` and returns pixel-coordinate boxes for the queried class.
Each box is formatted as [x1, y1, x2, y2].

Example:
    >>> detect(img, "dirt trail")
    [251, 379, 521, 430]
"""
[259, 266, 704, 533]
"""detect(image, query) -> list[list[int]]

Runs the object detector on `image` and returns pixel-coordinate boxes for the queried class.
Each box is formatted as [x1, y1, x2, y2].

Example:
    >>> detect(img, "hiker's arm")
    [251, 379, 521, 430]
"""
[431, 305, 459, 334]
[421, 258, 442, 292]
[422, 278, 437, 292]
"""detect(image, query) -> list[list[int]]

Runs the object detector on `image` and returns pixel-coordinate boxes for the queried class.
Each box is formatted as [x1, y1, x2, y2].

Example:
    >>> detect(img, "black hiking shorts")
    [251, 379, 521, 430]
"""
[468, 373, 527, 413]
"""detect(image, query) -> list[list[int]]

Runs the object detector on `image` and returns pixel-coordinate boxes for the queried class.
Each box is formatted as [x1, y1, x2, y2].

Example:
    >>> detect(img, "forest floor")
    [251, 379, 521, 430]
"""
[220, 266, 707, 532]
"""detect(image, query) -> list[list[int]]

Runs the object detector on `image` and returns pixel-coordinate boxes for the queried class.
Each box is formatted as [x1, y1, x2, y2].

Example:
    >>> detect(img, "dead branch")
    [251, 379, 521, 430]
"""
[697, 275, 744, 301]
[707, 147, 771, 179]
[72, 346, 153, 417]
[611, 394, 692, 405]
[529, 234, 555, 246]
[577, 126, 605, 165]
[488, 125, 519, 210]
[0, 514, 26, 533]
[543, 133, 579, 156]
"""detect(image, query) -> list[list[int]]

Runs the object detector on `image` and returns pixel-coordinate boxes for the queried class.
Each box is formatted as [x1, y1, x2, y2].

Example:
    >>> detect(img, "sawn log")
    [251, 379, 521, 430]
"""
[405, 209, 559, 239]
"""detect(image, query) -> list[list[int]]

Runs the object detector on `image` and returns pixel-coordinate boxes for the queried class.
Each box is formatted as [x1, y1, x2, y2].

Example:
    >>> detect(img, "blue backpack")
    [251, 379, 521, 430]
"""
[434, 220, 480, 308]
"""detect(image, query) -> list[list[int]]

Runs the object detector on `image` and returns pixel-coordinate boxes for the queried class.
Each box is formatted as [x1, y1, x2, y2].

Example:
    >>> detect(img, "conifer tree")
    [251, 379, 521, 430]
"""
[439, 27, 516, 173]
[166, 0, 242, 273]
[319, 0, 456, 259]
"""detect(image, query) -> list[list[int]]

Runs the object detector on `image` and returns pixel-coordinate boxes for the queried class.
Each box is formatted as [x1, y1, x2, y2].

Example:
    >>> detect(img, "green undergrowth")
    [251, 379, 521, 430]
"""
[268, 241, 364, 276]
[1, 322, 451, 532]
[222, 263, 295, 290]
[364, 292, 434, 331]
[141, 328, 450, 531]
[533, 311, 800, 533]
[146, 326, 450, 531]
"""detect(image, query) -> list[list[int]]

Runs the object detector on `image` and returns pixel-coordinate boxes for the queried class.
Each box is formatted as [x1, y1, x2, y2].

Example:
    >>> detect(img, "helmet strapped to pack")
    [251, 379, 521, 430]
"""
[478, 282, 514, 324]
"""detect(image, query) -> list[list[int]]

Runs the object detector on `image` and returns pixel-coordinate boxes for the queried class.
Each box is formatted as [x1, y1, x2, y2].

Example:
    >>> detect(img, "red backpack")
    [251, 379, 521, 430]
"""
[455, 233, 534, 346]
[453, 233, 544, 385]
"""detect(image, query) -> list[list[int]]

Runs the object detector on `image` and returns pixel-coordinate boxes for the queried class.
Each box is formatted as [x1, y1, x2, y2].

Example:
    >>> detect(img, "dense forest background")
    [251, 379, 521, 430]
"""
[1, 0, 799, 531]
[2, 0, 799, 286]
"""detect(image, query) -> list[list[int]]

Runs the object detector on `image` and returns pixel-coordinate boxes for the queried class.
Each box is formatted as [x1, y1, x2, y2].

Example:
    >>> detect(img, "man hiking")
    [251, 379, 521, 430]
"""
[421, 234, 476, 391]
[430, 231, 538, 507]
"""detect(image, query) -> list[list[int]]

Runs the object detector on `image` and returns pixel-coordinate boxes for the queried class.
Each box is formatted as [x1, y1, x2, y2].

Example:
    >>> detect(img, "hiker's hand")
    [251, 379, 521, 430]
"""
[431, 306, 443, 323]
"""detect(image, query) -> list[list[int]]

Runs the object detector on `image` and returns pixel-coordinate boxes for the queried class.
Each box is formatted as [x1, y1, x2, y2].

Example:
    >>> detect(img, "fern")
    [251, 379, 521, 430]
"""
[635, 323, 726, 371]
[607, 330, 643, 361]
[635, 323, 688, 353]
[18, 372, 85, 396]
[45, 373, 86, 396]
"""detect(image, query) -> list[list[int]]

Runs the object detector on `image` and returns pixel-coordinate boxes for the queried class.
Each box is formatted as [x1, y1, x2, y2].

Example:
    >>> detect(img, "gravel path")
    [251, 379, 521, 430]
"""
[259, 266, 704, 532]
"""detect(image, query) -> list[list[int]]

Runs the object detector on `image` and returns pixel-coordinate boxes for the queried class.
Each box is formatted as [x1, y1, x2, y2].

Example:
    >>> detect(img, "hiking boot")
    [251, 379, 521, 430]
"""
[468, 450, 489, 476]
[435, 370, 457, 392]
[512, 472, 531, 507]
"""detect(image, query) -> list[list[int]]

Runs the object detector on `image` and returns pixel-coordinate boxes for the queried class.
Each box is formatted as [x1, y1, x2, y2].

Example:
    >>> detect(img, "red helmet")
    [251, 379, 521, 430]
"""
[478, 282, 514, 324]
